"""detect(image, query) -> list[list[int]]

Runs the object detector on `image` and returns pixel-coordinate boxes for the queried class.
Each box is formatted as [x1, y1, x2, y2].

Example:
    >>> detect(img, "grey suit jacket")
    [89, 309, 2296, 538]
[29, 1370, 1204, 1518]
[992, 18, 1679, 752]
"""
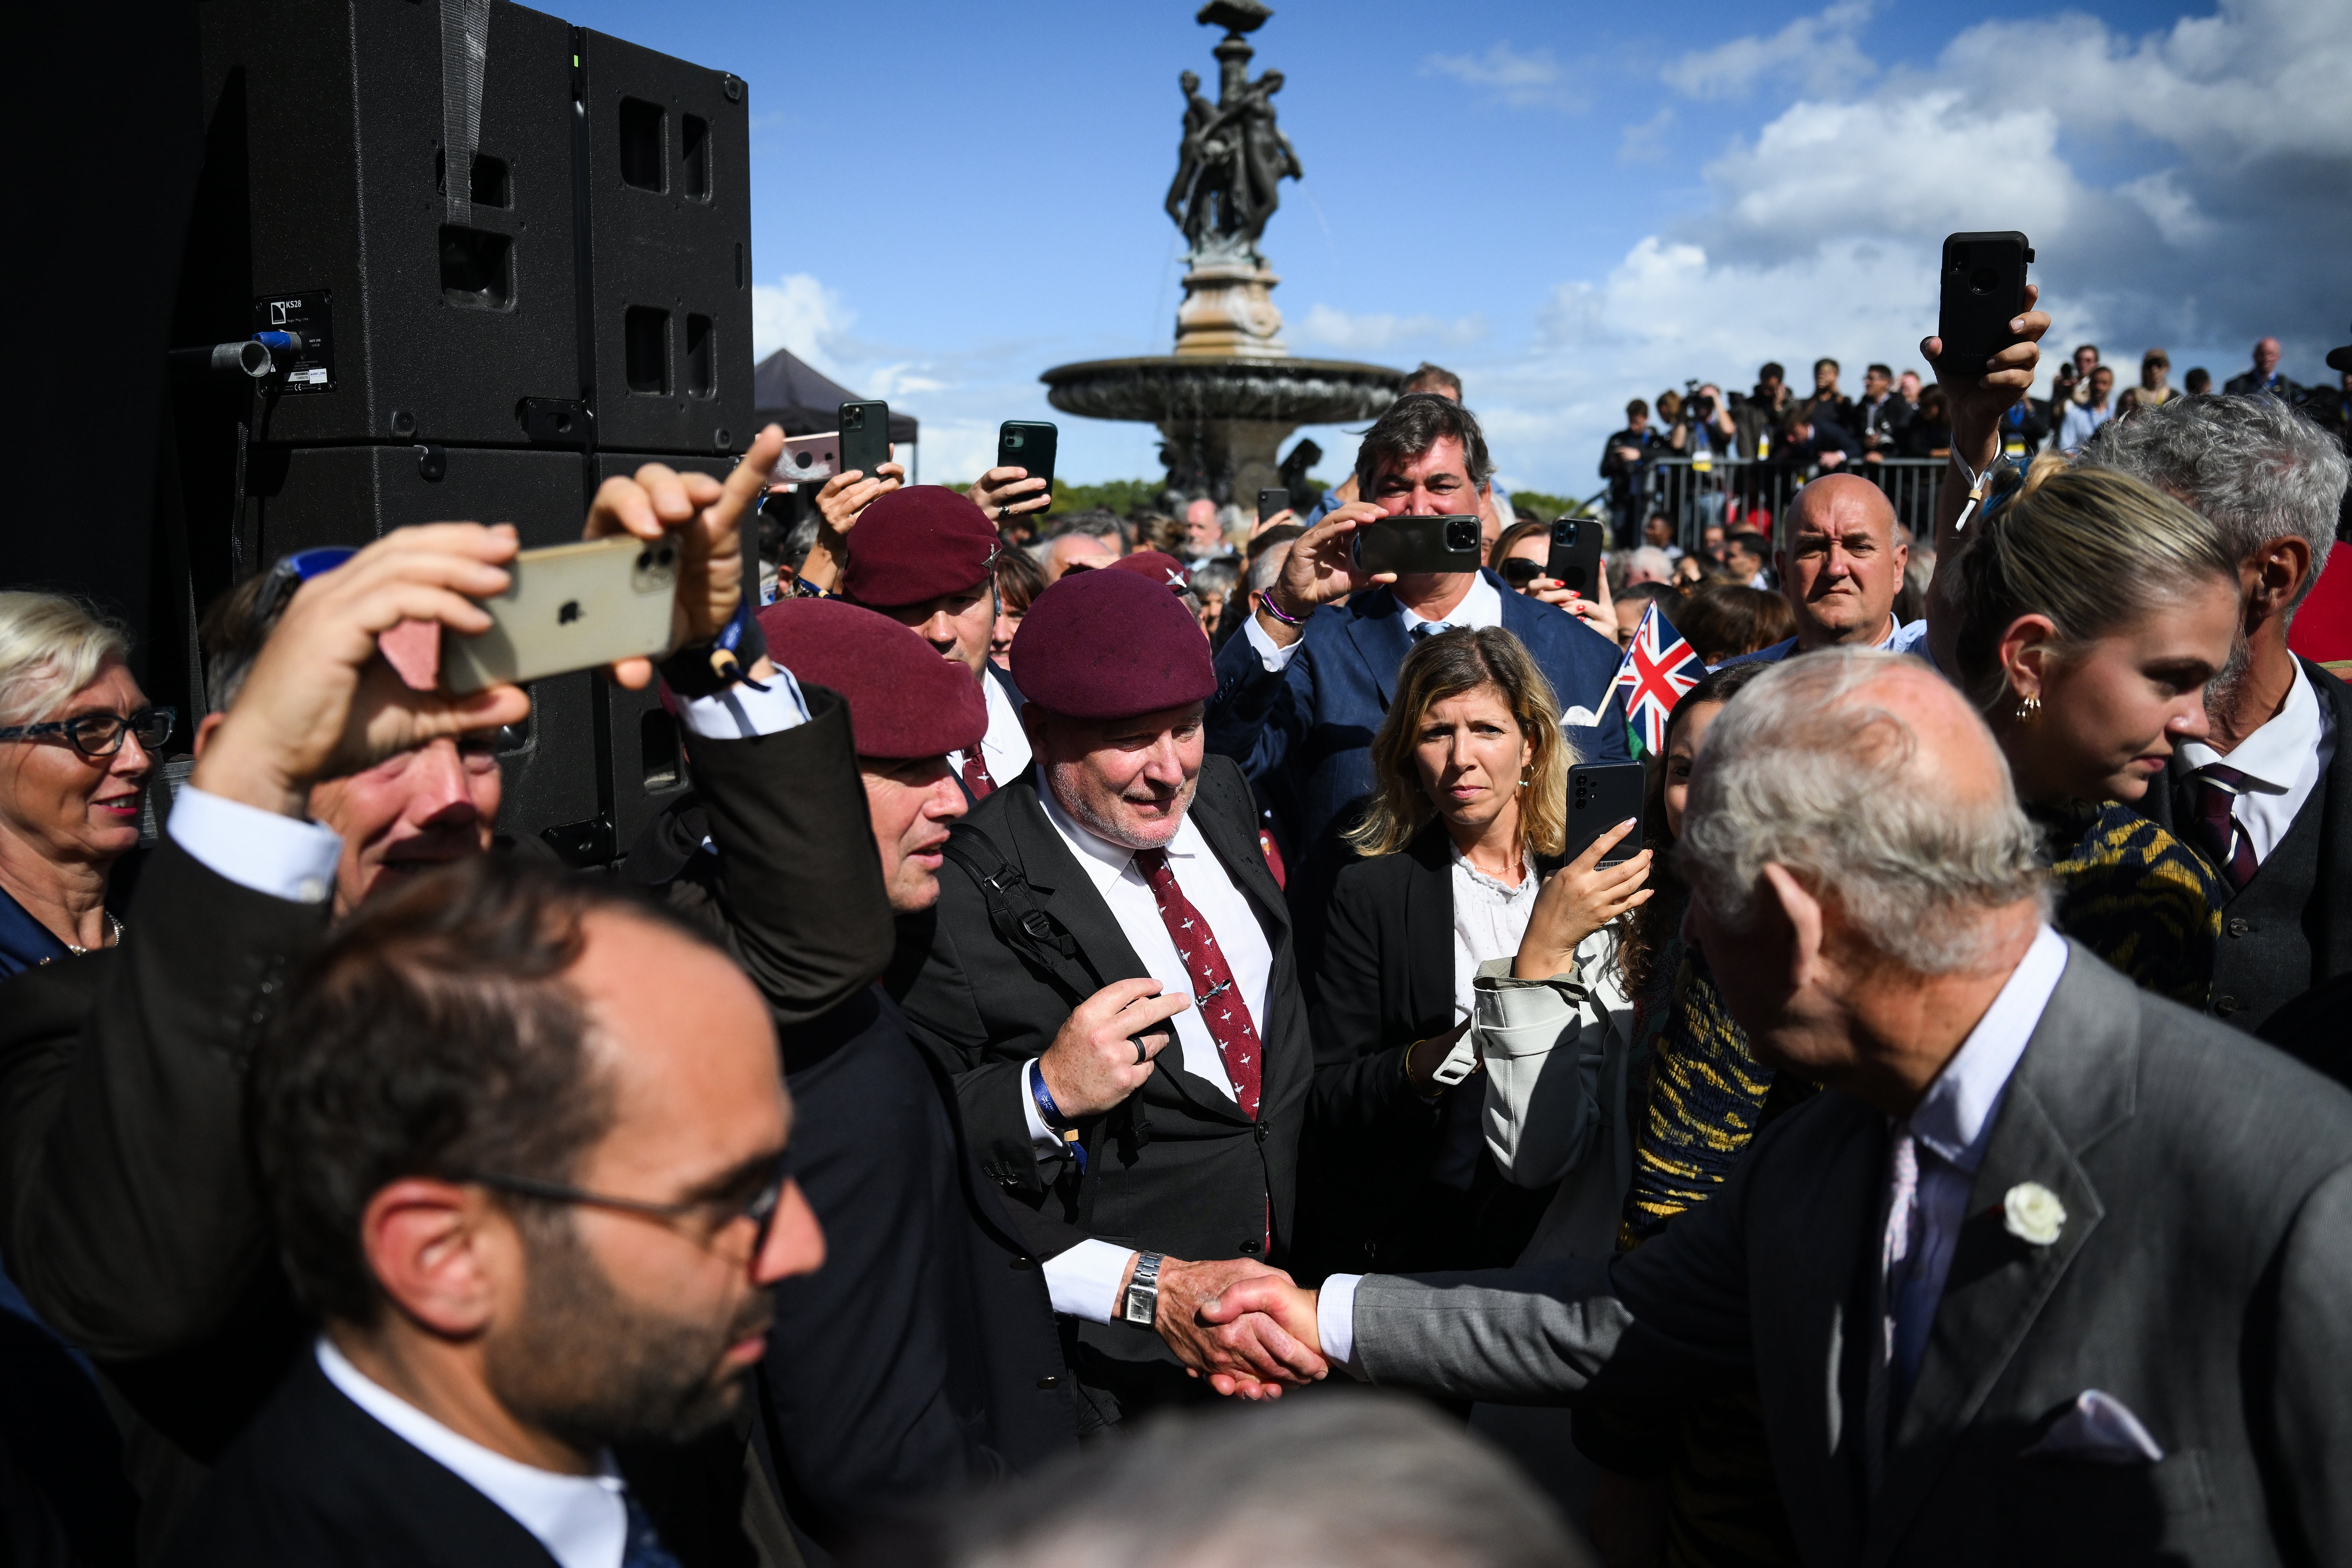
[1351, 942, 2352, 1566]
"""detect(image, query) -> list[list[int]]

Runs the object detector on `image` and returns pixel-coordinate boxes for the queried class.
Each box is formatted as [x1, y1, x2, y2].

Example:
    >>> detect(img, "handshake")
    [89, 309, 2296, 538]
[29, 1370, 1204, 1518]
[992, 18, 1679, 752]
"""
[1159, 1260, 1331, 1400]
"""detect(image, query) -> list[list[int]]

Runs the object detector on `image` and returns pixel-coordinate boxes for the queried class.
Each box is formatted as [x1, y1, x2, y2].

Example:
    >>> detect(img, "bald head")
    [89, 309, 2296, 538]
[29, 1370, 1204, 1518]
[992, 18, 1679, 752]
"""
[1778, 474, 1907, 651]
[1680, 648, 2043, 977]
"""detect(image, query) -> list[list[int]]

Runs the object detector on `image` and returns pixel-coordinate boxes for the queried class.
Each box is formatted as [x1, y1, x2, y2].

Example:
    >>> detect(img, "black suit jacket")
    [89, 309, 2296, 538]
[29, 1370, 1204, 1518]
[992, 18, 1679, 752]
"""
[159, 1351, 756, 1568]
[1298, 821, 1559, 1280]
[2135, 657, 2352, 1038]
[0, 691, 892, 1552]
[894, 755, 1312, 1371]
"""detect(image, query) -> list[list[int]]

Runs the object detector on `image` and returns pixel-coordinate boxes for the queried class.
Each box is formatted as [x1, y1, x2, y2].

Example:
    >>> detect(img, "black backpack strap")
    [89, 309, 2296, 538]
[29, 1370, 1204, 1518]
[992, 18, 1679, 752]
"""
[941, 823, 1098, 1002]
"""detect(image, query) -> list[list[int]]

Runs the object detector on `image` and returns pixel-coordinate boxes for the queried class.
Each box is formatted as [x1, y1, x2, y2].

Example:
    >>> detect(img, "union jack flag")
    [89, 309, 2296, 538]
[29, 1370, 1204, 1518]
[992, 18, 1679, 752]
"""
[1608, 601, 1707, 757]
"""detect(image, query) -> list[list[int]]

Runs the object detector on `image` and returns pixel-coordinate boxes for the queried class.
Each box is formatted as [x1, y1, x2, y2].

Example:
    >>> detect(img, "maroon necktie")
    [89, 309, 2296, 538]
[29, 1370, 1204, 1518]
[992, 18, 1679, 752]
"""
[1132, 848, 1261, 1119]
[2190, 764, 2258, 891]
[960, 750, 995, 799]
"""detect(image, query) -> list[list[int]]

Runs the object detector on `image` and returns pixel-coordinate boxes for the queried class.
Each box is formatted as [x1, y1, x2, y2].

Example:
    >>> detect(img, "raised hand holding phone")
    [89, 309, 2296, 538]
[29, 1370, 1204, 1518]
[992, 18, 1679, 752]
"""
[192, 525, 531, 819]
[583, 423, 787, 690]
[1253, 501, 1398, 648]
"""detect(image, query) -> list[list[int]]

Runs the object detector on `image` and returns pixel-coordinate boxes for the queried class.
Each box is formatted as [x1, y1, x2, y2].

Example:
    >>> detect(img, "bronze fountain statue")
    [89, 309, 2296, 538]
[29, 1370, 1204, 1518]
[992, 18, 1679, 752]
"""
[1040, 2, 1400, 506]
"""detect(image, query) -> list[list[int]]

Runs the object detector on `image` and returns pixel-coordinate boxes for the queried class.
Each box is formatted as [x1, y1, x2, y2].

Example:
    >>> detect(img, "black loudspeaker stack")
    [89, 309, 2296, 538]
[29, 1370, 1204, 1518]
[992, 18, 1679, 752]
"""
[175, 0, 754, 864]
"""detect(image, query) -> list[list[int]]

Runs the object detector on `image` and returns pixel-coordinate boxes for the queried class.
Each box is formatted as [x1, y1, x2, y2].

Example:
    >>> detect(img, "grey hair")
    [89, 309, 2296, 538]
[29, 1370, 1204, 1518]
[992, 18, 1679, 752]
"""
[1187, 558, 1240, 599]
[1679, 648, 2048, 976]
[2081, 393, 2350, 612]
[1248, 541, 1293, 594]
[0, 591, 132, 725]
[944, 1395, 1587, 1568]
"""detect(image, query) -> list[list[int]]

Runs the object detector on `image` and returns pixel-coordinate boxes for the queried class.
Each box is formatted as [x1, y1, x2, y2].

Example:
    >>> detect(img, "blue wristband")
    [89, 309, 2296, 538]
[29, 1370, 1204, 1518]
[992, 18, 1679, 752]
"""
[1030, 1063, 1087, 1175]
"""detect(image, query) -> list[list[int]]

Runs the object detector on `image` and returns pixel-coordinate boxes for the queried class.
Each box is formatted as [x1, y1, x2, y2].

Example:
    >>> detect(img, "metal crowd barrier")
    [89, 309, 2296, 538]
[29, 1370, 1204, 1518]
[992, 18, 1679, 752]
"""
[1623, 456, 1947, 552]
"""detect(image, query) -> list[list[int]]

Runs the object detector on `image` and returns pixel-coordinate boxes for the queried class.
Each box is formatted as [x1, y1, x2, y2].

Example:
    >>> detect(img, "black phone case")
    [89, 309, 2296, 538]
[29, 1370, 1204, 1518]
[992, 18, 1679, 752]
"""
[999, 421, 1057, 499]
[1937, 232, 2033, 380]
[1352, 515, 1484, 576]
[1565, 762, 1647, 868]
[1257, 487, 1289, 524]
[839, 399, 892, 481]
[1546, 516, 1604, 598]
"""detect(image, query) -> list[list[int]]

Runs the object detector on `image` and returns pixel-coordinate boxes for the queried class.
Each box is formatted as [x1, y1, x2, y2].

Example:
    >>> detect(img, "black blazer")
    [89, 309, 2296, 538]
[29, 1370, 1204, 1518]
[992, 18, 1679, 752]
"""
[0, 692, 894, 1543]
[894, 755, 1312, 1372]
[2134, 657, 2352, 1038]
[158, 1351, 754, 1568]
[1299, 821, 1559, 1281]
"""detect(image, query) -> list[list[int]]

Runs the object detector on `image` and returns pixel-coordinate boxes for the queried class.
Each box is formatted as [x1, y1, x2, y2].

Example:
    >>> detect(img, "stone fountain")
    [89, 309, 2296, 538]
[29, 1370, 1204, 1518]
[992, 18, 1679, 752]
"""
[1040, 0, 1401, 507]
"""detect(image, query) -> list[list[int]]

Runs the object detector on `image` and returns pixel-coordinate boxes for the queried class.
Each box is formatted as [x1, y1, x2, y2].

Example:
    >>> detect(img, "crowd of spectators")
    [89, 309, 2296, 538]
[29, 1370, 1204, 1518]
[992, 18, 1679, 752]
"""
[3, 288, 2352, 1568]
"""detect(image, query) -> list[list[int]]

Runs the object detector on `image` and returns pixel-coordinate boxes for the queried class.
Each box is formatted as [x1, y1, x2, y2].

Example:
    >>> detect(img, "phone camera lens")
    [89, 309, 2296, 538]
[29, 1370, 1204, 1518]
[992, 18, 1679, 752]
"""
[794, 451, 813, 468]
[1006, 434, 1023, 449]
[1969, 266, 1997, 295]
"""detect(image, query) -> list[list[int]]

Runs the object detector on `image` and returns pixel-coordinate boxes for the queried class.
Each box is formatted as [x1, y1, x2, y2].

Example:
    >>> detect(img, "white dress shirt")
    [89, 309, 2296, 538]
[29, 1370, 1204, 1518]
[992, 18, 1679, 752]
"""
[315, 1337, 630, 1568]
[164, 672, 811, 900]
[1240, 570, 1505, 674]
[2171, 660, 2335, 867]
[1450, 846, 1537, 1026]
[1316, 924, 2073, 1375]
[1021, 784, 1275, 1324]
[948, 669, 1031, 788]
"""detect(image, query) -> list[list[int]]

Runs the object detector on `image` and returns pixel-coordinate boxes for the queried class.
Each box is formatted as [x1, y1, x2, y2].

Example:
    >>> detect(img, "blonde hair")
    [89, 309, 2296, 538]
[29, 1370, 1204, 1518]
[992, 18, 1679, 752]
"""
[0, 591, 131, 726]
[1951, 457, 2236, 712]
[1345, 626, 1572, 859]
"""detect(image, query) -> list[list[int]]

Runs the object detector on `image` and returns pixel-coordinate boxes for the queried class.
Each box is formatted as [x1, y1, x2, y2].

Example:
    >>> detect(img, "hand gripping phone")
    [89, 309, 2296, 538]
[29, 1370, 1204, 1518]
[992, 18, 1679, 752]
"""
[1545, 515, 1605, 599]
[838, 399, 891, 482]
[1564, 761, 1647, 869]
[441, 535, 679, 695]
[998, 420, 1057, 507]
[1936, 232, 2034, 381]
[1351, 514, 1482, 576]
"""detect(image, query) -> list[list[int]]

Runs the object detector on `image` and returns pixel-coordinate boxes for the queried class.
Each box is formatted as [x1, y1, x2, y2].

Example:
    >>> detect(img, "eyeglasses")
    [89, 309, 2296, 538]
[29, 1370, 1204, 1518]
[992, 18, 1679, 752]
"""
[1498, 558, 1544, 587]
[0, 706, 177, 759]
[460, 1157, 790, 1258]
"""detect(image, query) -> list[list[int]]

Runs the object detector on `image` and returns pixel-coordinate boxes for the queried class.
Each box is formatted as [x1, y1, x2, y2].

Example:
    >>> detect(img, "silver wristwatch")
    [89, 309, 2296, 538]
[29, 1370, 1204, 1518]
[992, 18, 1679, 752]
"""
[1120, 1251, 1165, 1328]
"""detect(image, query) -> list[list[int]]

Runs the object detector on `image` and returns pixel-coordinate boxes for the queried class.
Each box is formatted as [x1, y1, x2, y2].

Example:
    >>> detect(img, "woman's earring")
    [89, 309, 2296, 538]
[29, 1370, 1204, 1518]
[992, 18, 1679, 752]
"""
[1520, 773, 1532, 787]
[2012, 693, 2042, 724]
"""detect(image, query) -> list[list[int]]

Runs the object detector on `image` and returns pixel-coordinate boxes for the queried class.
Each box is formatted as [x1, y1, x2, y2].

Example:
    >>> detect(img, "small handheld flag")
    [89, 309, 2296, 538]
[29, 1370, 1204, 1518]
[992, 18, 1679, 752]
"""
[1608, 601, 1708, 757]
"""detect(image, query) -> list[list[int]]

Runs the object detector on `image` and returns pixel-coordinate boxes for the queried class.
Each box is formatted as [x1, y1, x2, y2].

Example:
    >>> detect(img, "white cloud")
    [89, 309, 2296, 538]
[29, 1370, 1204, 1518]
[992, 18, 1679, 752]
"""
[751, 272, 854, 374]
[1453, 0, 2352, 494]
[1663, 0, 1876, 101]
[1421, 43, 1583, 111]
[1295, 304, 1487, 354]
[1618, 106, 1675, 165]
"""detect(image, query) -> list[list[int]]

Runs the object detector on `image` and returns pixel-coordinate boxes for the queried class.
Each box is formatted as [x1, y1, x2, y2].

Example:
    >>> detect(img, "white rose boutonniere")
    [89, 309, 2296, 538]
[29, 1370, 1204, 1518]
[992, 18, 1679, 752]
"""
[2003, 1181, 2066, 1246]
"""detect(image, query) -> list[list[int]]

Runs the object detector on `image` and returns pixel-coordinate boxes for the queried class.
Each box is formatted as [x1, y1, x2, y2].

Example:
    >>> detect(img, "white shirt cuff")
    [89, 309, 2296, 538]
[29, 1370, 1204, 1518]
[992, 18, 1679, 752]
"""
[677, 667, 811, 740]
[166, 785, 342, 905]
[1043, 1238, 1138, 1323]
[1020, 1058, 1071, 1163]
[1241, 613, 1304, 674]
[1318, 1272, 1366, 1378]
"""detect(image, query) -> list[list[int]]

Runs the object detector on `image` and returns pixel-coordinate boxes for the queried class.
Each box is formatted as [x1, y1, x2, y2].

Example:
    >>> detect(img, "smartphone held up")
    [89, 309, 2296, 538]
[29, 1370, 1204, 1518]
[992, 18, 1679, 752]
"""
[440, 535, 680, 695]
[1936, 231, 2032, 378]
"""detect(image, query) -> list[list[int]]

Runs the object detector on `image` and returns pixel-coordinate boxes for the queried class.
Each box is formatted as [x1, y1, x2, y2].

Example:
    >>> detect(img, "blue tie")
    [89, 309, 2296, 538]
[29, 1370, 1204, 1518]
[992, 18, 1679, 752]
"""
[622, 1494, 683, 1568]
[1411, 621, 1452, 640]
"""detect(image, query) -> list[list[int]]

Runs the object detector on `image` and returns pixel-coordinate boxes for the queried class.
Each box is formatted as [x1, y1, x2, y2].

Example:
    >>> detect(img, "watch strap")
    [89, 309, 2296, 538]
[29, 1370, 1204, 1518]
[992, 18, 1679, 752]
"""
[1120, 1251, 1165, 1328]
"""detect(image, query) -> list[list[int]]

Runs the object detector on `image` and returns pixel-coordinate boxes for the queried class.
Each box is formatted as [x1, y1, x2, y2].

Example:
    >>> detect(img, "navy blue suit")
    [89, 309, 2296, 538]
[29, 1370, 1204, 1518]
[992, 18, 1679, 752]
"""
[1206, 569, 1630, 857]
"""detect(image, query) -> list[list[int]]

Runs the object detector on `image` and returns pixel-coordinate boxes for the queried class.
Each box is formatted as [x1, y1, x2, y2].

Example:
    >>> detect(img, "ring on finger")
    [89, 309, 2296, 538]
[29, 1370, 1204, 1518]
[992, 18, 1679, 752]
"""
[1134, 1037, 1149, 1065]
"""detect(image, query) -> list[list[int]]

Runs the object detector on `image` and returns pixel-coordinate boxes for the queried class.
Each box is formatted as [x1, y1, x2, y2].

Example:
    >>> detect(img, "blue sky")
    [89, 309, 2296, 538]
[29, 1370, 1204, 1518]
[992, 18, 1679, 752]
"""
[565, 0, 2350, 496]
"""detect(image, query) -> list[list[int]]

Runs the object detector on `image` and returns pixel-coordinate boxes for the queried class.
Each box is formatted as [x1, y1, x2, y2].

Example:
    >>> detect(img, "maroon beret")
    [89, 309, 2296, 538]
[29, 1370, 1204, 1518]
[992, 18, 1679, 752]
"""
[755, 599, 985, 760]
[840, 486, 997, 609]
[1010, 566, 1215, 721]
[1105, 550, 1192, 592]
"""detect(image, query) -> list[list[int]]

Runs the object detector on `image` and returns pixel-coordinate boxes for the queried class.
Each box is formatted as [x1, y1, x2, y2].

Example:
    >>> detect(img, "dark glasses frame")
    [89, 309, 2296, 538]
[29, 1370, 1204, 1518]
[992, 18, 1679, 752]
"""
[0, 706, 177, 759]
[459, 1158, 789, 1258]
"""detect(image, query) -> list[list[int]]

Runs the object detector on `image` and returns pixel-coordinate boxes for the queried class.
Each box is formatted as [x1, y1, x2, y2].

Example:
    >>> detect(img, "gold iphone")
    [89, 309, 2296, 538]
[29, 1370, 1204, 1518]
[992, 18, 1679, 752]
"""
[441, 535, 679, 694]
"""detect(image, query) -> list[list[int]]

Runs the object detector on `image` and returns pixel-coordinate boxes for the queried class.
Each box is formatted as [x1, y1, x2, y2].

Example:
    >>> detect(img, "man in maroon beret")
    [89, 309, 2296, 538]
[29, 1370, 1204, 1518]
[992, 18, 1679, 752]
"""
[794, 483, 1030, 805]
[895, 568, 1326, 1425]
